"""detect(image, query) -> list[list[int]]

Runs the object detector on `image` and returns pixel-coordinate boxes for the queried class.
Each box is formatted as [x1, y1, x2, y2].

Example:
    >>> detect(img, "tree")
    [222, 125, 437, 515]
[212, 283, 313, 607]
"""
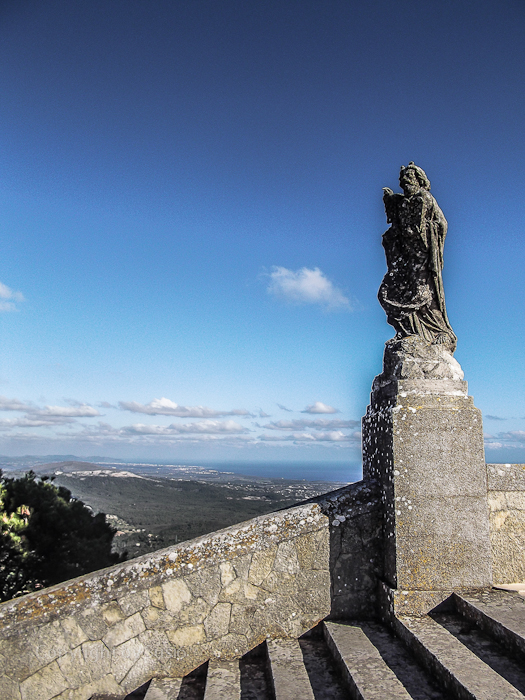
[0, 470, 126, 601]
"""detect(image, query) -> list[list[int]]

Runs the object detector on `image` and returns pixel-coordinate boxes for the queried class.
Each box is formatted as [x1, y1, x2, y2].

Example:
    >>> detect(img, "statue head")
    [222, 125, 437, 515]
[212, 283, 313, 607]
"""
[399, 162, 431, 195]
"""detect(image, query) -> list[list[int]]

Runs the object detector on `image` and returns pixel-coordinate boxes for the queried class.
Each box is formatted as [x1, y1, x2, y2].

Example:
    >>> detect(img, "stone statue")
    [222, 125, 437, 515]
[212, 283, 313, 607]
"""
[380, 162, 456, 351]
[377, 163, 462, 382]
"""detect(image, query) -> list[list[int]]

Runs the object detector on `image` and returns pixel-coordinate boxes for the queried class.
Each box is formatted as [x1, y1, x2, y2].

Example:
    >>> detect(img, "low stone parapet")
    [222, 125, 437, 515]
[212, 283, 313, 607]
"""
[487, 463, 525, 585]
[0, 480, 382, 700]
[0, 500, 330, 700]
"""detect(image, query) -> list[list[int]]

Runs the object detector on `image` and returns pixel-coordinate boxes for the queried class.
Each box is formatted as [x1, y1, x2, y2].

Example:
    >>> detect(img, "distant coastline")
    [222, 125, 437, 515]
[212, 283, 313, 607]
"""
[0, 455, 362, 483]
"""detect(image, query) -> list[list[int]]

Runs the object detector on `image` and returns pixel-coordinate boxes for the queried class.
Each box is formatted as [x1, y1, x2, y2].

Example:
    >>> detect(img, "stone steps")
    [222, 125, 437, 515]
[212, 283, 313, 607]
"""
[324, 621, 413, 699]
[393, 611, 525, 700]
[143, 663, 206, 700]
[143, 676, 182, 699]
[133, 590, 525, 700]
[324, 620, 448, 699]
[138, 622, 443, 699]
[203, 660, 241, 699]
[454, 589, 525, 662]
[267, 638, 316, 699]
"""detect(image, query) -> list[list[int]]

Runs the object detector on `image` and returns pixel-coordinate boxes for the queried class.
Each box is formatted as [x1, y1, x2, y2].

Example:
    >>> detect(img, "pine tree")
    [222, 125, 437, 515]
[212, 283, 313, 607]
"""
[0, 470, 126, 601]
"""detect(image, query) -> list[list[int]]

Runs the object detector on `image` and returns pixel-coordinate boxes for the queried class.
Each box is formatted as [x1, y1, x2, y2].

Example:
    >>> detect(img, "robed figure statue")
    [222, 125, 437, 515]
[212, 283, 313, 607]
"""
[379, 162, 457, 353]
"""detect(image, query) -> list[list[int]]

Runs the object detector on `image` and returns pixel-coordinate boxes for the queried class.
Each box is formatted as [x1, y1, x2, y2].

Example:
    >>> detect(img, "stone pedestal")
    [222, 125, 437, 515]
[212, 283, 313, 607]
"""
[363, 342, 492, 614]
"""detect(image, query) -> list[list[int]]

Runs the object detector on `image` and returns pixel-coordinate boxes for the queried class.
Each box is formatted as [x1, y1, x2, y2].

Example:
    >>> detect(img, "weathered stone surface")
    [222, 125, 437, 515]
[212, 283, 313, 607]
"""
[0, 675, 21, 700]
[324, 621, 412, 699]
[78, 607, 109, 641]
[267, 638, 315, 700]
[120, 650, 158, 692]
[232, 554, 251, 580]
[393, 613, 524, 698]
[363, 378, 492, 599]
[20, 660, 69, 700]
[0, 634, 45, 681]
[295, 529, 329, 571]
[81, 640, 112, 681]
[204, 659, 241, 699]
[378, 580, 455, 618]
[219, 561, 237, 587]
[54, 674, 123, 700]
[56, 646, 91, 687]
[141, 605, 173, 629]
[161, 579, 192, 613]
[219, 578, 261, 603]
[229, 603, 257, 637]
[204, 603, 231, 639]
[295, 570, 331, 612]
[138, 630, 174, 665]
[0, 500, 336, 699]
[119, 590, 149, 616]
[487, 463, 525, 491]
[148, 585, 165, 609]
[166, 623, 206, 647]
[111, 637, 145, 683]
[314, 480, 382, 620]
[60, 617, 89, 649]
[485, 463, 525, 583]
[274, 541, 301, 575]
[210, 632, 248, 659]
[177, 596, 210, 625]
[145, 677, 182, 700]
[103, 612, 145, 649]
[488, 488, 525, 584]
[374, 337, 464, 387]
[27, 620, 72, 669]
[101, 602, 125, 626]
[248, 548, 276, 586]
[185, 568, 221, 606]
[260, 571, 297, 595]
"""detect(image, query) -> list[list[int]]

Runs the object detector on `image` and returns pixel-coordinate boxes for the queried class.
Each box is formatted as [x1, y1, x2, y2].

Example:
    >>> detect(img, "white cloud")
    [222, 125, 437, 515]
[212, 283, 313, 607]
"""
[124, 420, 248, 436]
[266, 266, 351, 311]
[260, 430, 359, 442]
[0, 396, 33, 412]
[49, 421, 254, 446]
[33, 404, 101, 418]
[0, 282, 25, 312]
[302, 402, 339, 414]
[484, 431, 525, 450]
[277, 403, 293, 412]
[0, 416, 76, 429]
[499, 431, 525, 443]
[119, 397, 252, 418]
[0, 392, 363, 453]
[262, 418, 359, 431]
[0, 397, 100, 429]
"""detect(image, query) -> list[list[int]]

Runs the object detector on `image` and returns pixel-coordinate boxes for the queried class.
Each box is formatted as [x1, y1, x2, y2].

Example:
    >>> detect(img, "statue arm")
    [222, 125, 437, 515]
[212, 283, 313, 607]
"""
[382, 189, 402, 224]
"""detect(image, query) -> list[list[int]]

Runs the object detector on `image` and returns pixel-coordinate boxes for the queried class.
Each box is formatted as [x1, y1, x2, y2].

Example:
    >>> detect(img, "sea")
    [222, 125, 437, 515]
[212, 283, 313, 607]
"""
[0, 456, 363, 484]
[119, 460, 363, 483]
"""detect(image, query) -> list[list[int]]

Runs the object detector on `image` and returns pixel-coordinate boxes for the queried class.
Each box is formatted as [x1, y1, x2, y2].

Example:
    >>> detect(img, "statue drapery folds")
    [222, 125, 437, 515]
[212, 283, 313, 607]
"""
[379, 162, 457, 353]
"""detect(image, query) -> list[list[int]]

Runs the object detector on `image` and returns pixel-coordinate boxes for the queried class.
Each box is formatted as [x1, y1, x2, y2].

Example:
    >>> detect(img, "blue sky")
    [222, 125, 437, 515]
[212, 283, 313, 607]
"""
[0, 0, 524, 465]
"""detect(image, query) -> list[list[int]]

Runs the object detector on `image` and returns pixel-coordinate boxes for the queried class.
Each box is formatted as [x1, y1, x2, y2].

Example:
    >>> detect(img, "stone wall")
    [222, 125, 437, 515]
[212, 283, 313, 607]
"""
[319, 480, 382, 619]
[487, 463, 525, 584]
[0, 481, 381, 700]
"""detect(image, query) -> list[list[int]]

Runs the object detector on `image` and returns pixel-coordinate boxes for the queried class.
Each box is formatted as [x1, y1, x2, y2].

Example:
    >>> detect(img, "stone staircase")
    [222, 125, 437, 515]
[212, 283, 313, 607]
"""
[106, 587, 525, 700]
